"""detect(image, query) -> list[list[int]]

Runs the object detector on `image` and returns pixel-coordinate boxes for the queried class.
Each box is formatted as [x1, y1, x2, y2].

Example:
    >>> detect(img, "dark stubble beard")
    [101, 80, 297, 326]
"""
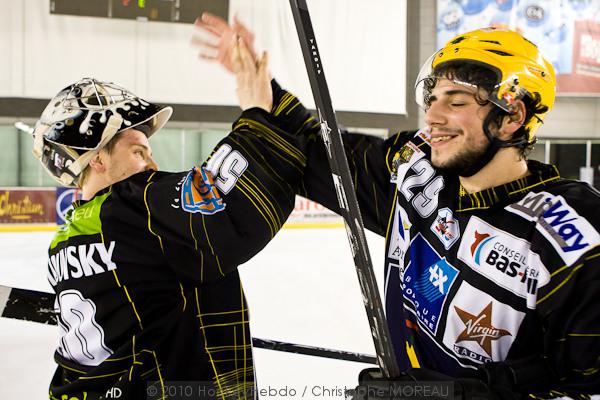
[432, 137, 491, 176]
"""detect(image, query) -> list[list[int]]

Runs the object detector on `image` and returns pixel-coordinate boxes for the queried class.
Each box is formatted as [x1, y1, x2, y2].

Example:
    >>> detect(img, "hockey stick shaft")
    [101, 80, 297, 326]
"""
[0, 285, 377, 365]
[288, 0, 400, 378]
[252, 338, 376, 364]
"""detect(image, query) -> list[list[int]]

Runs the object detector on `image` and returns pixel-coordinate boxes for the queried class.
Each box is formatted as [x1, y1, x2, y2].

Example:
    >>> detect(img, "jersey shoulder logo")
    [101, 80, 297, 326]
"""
[180, 167, 225, 215]
[431, 207, 460, 249]
[390, 140, 424, 184]
[506, 191, 600, 265]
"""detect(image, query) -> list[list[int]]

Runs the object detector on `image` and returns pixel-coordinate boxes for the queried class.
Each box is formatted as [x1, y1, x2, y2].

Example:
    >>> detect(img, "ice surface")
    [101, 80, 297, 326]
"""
[0, 228, 385, 399]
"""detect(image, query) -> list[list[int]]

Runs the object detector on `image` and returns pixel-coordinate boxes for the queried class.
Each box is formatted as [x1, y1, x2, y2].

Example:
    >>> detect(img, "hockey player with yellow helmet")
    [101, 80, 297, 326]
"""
[414, 27, 556, 176]
[352, 28, 597, 398]
[352, 27, 597, 399]
[194, 14, 600, 399]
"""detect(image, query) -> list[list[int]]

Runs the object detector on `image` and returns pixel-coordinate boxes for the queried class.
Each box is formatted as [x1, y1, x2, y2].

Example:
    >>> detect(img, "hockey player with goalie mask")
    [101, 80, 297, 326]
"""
[29, 44, 318, 399]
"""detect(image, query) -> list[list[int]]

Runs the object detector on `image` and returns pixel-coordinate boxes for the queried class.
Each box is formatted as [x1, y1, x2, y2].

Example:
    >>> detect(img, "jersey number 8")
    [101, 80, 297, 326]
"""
[56, 289, 113, 366]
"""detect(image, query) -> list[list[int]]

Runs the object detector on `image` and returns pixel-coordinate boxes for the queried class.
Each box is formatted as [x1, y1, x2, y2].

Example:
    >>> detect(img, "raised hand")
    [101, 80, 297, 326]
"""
[192, 12, 257, 73]
[231, 38, 272, 112]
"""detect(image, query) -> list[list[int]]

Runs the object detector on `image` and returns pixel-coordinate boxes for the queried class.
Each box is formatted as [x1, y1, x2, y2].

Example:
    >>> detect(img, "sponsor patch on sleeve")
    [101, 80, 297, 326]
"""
[180, 167, 226, 215]
[388, 202, 412, 265]
[431, 208, 460, 250]
[506, 191, 600, 265]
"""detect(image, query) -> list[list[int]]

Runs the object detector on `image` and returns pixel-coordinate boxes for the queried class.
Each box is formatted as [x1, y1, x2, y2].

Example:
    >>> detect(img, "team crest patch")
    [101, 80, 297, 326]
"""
[390, 141, 422, 183]
[180, 167, 225, 215]
[398, 144, 416, 163]
[390, 146, 414, 179]
[430, 208, 460, 249]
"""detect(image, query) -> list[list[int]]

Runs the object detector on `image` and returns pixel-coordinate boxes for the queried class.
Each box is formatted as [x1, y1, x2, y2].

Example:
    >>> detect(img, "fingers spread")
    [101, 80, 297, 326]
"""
[200, 12, 229, 34]
[198, 47, 219, 59]
[199, 52, 218, 61]
[233, 15, 253, 37]
[190, 34, 219, 49]
[193, 11, 257, 75]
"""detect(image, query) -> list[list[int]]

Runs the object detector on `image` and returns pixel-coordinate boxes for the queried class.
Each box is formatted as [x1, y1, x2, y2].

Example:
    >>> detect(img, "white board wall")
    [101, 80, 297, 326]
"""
[0, 0, 407, 115]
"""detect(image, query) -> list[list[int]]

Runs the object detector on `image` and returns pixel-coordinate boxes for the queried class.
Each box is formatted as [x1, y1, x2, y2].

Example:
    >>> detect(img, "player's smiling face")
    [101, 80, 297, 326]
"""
[424, 78, 493, 174]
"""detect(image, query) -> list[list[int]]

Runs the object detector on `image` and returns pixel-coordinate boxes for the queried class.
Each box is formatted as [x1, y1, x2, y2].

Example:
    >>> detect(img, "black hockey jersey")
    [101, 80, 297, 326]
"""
[282, 91, 600, 396]
[47, 87, 316, 400]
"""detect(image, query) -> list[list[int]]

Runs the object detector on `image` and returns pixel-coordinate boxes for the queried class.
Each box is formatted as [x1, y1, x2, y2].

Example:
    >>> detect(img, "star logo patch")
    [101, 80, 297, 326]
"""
[454, 302, 511, 357]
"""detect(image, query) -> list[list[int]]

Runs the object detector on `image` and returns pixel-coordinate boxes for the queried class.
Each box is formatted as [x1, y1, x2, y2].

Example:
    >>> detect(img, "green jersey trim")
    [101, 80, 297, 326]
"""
[50, 191, 111, 249]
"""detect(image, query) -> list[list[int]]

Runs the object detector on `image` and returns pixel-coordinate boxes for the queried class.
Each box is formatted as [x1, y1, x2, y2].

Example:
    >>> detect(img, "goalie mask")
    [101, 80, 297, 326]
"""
[31, 78, 173, 187]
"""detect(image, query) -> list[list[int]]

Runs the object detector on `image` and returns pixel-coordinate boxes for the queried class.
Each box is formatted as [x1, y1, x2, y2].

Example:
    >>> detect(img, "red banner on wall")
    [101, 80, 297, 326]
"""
[557, 20, 600, 93]
[286, 196, 342, 227]
[0, 188, 56, 224]
[0, 191, 341, 229]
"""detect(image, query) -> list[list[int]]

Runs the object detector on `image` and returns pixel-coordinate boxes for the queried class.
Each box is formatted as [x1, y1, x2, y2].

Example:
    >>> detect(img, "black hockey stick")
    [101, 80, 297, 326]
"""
[289, 0, 400, 378]
[0, 285, 377, 365]
[252, 338, 376, 364]
[0, 285, 57, 324]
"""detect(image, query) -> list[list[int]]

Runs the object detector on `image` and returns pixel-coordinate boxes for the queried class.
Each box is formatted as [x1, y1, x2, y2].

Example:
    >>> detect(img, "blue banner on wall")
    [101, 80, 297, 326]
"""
[437, 0, 600, 94]
[55, 187, 83, 225]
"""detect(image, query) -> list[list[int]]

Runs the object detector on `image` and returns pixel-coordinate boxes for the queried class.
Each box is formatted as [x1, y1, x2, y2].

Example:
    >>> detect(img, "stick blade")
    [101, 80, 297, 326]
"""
[0, 286, 57, 325]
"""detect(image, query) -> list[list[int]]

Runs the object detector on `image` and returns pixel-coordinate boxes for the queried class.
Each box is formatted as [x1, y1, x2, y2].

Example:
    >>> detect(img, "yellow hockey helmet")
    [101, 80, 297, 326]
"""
[415, 27, 556, 142]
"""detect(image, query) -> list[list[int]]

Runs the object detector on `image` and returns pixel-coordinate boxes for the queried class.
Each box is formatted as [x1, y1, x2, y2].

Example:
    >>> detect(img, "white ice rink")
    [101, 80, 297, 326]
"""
[0, 227, 387, 399]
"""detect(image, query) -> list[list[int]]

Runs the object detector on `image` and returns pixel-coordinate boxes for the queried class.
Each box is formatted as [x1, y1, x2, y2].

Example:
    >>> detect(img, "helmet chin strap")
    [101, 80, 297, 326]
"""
[59, 114, 124, 186]
[458, 135, 501, 178]
[33, 114, 124, 188]
[457, 108, 530, 178]
[32, 124, 49, 160]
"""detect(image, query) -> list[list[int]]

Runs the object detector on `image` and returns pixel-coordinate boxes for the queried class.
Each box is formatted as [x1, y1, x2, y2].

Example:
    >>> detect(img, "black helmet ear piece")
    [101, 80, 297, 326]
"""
[33, 113, 124, 187]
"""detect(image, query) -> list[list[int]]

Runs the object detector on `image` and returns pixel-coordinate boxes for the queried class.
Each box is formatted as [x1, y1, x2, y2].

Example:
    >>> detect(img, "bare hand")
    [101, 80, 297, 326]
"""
[192, 12, 256, 73]
[232, 38, 272, 112]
